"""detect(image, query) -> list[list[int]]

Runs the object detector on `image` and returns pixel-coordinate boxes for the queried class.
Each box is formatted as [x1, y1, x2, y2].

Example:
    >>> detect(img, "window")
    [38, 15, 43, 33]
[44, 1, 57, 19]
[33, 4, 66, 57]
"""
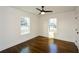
[48, 18, 57, 38]
[20, 16, 30, 35]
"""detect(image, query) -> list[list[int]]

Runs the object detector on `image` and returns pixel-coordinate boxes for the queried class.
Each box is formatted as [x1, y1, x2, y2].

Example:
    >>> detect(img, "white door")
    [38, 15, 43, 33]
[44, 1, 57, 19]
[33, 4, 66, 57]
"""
[74, 16, 79, 50]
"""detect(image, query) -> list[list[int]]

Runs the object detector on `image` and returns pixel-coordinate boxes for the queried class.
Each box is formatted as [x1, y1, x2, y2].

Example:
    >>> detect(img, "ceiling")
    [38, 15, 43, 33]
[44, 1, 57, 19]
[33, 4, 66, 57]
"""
[14, 6, 76, 15]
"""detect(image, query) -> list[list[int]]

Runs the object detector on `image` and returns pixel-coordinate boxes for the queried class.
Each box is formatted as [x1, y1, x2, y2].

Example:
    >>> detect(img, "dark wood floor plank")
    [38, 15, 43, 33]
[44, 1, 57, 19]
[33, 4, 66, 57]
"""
[0, 36, 78, 53]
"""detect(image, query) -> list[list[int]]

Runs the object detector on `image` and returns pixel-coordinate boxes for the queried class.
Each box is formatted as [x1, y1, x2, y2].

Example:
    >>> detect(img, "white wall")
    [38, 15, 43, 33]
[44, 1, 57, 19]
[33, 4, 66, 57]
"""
[0, 7, 39, 51]
[39, 11, 76, 42]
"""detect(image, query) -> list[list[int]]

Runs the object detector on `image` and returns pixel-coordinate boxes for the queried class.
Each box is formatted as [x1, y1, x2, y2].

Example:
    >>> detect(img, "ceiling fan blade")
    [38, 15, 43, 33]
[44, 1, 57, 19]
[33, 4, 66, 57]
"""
[44, 11, 53, 12]
[36, 8, 41, 11]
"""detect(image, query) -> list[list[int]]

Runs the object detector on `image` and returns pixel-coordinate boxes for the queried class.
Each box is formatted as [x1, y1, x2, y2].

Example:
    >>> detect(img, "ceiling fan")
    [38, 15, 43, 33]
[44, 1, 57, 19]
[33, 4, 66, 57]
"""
[36, 6, 53, 15]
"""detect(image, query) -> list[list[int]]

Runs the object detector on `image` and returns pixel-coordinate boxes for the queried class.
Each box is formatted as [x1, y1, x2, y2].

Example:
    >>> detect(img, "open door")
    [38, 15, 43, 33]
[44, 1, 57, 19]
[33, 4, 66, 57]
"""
[74, 16, 79, 51]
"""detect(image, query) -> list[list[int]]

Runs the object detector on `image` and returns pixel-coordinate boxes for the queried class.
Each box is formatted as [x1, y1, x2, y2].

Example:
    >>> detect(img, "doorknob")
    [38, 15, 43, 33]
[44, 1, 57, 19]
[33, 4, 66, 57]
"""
[77, 32, 79, 34]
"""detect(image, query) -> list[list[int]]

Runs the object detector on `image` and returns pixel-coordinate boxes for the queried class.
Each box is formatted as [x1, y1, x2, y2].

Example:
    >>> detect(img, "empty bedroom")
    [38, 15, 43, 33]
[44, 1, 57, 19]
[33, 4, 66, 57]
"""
[0, 6, 79, 53]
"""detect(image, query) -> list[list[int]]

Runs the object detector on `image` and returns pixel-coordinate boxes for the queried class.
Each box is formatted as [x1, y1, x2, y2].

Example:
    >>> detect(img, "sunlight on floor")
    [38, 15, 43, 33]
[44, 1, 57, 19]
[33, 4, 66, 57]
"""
[20, 47, 30, 53]
[48, 32, 55, 38]
[49, 43, 57, 53]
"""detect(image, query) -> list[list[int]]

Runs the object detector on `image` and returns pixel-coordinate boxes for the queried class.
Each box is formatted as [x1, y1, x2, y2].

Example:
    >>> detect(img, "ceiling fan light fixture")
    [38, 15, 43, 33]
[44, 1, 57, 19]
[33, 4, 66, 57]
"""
[36, 6, 52, 15]
[41, 12, 45, 15]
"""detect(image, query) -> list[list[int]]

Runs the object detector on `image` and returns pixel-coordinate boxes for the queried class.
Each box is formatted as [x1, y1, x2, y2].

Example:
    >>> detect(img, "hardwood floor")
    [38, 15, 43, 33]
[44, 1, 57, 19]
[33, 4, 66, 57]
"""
[0, 36, 78, 53]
